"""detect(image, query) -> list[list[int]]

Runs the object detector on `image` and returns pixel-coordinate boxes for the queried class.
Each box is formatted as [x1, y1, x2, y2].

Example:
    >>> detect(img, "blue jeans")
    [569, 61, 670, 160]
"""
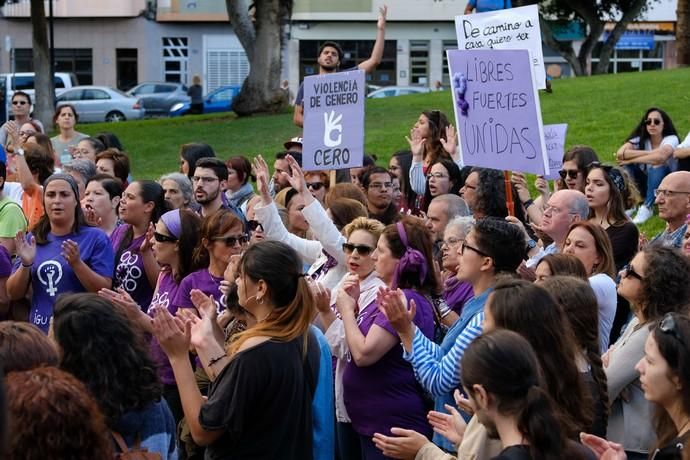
[625, 163, 670, 207]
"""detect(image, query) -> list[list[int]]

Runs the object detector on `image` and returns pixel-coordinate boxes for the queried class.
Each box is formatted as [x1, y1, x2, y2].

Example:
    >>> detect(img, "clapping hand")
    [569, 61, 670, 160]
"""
[61, 239, 81, 266]
[579, 433, 627, 460]
[377, 286, 415, 338]
[372, 427, 428, 459]
[14, 231, 36, 267]
[427, 403, 467, 447]
[152, 305, 191, 359]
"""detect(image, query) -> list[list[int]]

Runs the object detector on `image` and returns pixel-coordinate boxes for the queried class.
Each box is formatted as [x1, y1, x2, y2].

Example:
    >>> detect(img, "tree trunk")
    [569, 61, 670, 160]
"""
[30, 0, 55, 129]
[226, 0, 291, 116]
[540, 17, 588, 75]
[594, 0, 648, 74]
[677, 0, 690, 66]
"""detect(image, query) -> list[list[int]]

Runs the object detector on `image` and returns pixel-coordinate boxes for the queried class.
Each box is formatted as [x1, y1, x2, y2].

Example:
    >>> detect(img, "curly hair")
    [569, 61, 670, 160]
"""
[343, 216, 385, 241]
[5, 367, 114, 460]
[540, 276, 609, 433]
[639, 246, 690, 322]
[0, 322, 59, 373]
[472, 217, 526, 275]
[53, 293, 162, 425]
[488, 278, 594, 437]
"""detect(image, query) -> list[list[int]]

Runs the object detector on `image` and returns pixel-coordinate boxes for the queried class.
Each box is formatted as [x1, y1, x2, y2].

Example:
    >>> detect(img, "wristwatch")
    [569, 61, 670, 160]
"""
[526, 239, 537, 250]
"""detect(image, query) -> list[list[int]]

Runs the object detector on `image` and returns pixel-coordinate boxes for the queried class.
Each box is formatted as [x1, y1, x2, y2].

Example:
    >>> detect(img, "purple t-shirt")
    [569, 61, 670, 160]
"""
[111, 224, 154, 311]
[0, 245, 11, 278]
[342, 289, 435, 437]
[148, 270, 182, 385]
[444, 276, 474, 315]
[172, 268, 224, 313]
[18, 226, 114, 333]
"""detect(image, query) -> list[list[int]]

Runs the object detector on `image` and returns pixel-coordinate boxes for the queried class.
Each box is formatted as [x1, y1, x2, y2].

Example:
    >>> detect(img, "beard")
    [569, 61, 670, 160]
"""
[195, 187, 219, 205]
[320, 62, 338, 72]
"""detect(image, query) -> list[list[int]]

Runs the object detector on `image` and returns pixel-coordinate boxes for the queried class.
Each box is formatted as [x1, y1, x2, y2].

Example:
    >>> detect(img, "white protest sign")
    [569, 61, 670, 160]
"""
[455, 4, 546, 89]
[543, 123, 568, 180]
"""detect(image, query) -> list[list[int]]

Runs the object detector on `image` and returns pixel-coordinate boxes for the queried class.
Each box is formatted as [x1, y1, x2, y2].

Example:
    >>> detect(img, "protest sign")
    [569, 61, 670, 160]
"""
[455, 4, 546, 89]
[302, 69, 365, 171]
[543, 123, 568, 180]
[447, 48, 548, 175]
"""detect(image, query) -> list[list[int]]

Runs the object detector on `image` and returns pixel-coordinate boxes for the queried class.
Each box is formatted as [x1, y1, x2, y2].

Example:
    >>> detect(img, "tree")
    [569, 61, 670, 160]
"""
[678, 0, 690, 66]
[30, 0, 55, 127]
[516, 0, 655, 76]
[225, 0, 292, 116]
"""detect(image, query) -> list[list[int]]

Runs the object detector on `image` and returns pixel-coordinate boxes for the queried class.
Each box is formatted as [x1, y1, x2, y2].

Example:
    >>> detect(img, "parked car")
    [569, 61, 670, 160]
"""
[56, 86, 144, 123]
[169, 85, 241, 117]
[0, 72, 77, 122]
[366, 86, 431, 99]
[126, 81, 189, 116]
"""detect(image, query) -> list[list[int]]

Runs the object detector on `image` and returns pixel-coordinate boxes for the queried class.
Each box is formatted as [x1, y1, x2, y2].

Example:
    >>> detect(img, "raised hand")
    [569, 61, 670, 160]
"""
[252, 155, 272, 204]
[285, 154, 308, 195]
[14, 231, 36, 266]
[60, 239, 81, 266]
[406, 128, 425, 161]
[440, 124, 459, 160]
[534, 175, 550, 197]
[140, 222, 155, 253]
[427, 404, 467, 447]
[310, 280, 332, 313]
[377, 5, 388, 30]
[5, 120, 20, 147]
[510, 172, 532, 204]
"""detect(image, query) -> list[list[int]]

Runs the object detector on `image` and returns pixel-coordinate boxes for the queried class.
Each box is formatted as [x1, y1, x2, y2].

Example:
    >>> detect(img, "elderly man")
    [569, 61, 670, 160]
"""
[524, 189, 589, 268]
[425, 194, 471, 258]
[649, 171, 690, 248]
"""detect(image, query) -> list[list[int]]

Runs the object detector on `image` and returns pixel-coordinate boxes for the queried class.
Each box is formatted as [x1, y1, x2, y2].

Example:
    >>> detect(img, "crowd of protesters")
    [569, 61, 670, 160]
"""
[2, 10, 690, 458]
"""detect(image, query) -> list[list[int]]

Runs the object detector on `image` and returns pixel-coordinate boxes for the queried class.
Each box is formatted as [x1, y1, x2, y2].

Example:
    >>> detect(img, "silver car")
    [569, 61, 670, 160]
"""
[127, 82, 190, 116]
[56, 86, 144, 122]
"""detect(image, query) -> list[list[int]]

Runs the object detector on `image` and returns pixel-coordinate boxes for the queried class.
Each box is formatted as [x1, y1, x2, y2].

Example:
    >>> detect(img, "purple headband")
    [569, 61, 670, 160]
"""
[392, 222, 429, 289]
[160, 209, 182, 239]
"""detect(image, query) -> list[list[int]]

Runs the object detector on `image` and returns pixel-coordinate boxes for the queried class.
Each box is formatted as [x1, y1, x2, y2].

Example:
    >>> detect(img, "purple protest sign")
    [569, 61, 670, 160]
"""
[302, 69, 365, 171]
[543, 123, 568, 180]
[447, 48, 548, 175]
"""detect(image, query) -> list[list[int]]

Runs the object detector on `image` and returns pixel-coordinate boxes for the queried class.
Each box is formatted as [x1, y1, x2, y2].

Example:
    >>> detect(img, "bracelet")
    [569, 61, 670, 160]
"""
[523, 199, 534, 208]
[208, 354, 227, 368]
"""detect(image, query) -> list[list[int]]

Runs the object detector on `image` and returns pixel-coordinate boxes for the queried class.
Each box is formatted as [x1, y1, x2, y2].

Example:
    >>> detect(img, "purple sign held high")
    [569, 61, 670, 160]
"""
[543, 123, 568, 180]
[302, 69, 365, 171]
[447, 49, 548, 175]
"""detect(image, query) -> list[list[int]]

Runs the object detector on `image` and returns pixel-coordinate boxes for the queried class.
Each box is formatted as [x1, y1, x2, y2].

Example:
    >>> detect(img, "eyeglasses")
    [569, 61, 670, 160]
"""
[192, 176, 219, 184]
[559, 169, 579, 180]
[213, 234, 250, 246]
[645, 118, 662, 126]
[427, 172, 449, 180]
[442, 237, 463, 247]
[342, 243, 374, 256]
[543, 204, 577, 216]
[247, 220, 264, 232]
[72, 149, 92, 157]
[368, 182, 392, 190]
[11, 100, 27, 106]
[460, 241, 489, 257]
[654, 189, 690, 198]
[306, 182, 325, 191]
[621, 264, 644, 281]
[153, 231, 178, 243]
[659, 313, 686, 346]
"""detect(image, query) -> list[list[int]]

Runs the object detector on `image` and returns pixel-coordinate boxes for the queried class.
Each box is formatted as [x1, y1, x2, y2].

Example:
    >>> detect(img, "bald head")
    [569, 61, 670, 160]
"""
[655, 171, 690, 229]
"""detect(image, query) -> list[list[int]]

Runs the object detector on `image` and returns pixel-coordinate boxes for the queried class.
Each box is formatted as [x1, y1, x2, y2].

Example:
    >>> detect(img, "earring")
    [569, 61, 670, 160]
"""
[257, 297, 264, 304]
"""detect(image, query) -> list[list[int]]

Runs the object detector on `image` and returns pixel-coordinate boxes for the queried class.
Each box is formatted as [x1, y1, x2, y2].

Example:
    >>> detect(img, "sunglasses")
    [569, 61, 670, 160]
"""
[247, 220, 264, 232]
[12, 100, 27, 106]
[659, 313, 686, 346]
[342, 243, 374, 256]
[306, 182, 325, 191]
[213, 234, 249, 246]
[559, 169, 579, 180]
[621, 264, 643, 281]
[153, 231, 178, 243]
[645, 118, 662, 126]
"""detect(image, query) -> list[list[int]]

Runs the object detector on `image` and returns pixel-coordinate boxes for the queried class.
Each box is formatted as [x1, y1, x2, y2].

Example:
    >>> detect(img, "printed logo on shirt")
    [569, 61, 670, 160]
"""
[148, 290, 170, 315]
[37, 260, 63, 297]
[115, 251, 142, 293]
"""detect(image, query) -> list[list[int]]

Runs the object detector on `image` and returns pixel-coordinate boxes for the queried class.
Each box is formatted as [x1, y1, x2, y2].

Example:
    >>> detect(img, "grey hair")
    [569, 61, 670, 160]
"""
[159, 172, 195, 207]
[432, 194, 471, 220]
[444, 215, 475, 239]
[568, 193, 590, 220]
[62, 159, 97, 183]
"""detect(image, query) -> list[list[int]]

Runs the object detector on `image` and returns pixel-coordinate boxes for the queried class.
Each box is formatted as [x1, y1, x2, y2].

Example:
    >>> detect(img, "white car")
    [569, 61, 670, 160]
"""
[56, 86, 144, 122]
[367, 86, 431, 99]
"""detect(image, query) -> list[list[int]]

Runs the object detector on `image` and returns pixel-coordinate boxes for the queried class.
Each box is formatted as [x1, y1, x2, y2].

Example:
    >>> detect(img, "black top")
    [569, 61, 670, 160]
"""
[650, 431, 690, 460]
[492, 442, 597, 460]
[605, 222, 639, 271]
[199, 334, 320, 460]
[493, 445, 532, 460]
[187, 84, 203, 104]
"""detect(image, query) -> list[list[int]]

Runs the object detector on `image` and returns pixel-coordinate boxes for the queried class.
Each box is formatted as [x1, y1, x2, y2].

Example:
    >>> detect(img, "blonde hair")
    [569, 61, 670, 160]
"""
[192, 74, 201, 85]
[343, 217, 385, 240]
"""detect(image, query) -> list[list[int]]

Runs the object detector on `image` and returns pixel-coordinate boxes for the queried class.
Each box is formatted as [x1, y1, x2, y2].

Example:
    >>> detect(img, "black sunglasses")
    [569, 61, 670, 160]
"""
[247, 220, 264, 232]
[153, 231, 178, 243]
[659, 313, 686, 346]
[342, 243, 374, 256]
[307, 182, 325, 191]
[213, 234, 249, 246]
[12, 100, 27, 106]
[622, 264, 643, 281]
[559, 169, 579, 180]
[645, 118, 662, 126]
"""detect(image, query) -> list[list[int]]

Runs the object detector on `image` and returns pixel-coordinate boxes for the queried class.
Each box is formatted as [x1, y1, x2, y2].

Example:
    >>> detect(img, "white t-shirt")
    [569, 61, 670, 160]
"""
[589, 273, 618, 353]
[3, 182, 23, 204]
[629, 135, 680, 170]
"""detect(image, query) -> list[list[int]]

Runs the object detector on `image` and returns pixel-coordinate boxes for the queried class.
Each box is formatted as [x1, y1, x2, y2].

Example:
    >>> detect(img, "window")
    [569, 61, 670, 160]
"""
[442, 40, 457, 86]
[206, 49, 249, 91]
[13, 48, 92, 85]
[155, 84, 177, 93]
[116, 48, 138, 91]
[409, 41, 430, 85]
[591, 41, 665, 74]
[132, 84, 156, 96]
[82, 89, 110, 100]
[57, 89, 83, 102]
[210, 88, 233, 102]
[162, 37, 189, 83]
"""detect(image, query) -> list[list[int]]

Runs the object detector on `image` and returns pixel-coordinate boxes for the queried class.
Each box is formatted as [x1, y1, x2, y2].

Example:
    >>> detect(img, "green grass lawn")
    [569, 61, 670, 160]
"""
[77, 66, 690, 236]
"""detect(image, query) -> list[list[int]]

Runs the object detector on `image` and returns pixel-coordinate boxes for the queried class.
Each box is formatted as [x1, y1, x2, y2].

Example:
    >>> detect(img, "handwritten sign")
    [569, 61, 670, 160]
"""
[302, 69, 365, 171]
[543, 124, 568, 179]
[455, 4, 546, 89]
[448, 48, 548, 175]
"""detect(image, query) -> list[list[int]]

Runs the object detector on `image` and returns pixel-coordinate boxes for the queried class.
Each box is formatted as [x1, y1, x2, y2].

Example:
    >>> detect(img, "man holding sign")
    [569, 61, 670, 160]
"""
[293, 5, 388, 128]
[302, 70, 366, 173]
